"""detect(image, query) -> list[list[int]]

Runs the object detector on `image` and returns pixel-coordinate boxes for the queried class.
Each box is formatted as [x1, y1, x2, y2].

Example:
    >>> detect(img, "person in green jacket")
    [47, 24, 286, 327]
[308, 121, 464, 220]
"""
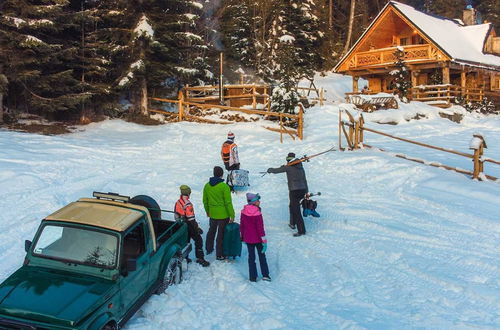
[203, 166, 235, 260]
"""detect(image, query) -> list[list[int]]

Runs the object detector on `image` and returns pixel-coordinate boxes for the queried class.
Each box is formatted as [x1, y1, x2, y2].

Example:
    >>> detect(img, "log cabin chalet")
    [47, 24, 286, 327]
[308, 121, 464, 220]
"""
[334, 1, 500, 107]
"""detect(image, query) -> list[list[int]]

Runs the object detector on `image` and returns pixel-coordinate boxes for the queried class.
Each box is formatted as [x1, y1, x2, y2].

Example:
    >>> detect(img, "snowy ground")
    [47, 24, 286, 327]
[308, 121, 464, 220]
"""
[0, 75, 499, 329]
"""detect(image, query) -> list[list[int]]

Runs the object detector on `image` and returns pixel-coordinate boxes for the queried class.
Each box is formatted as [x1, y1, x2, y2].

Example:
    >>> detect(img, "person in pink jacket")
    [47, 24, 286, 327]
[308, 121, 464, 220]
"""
[240, 193, 271, 282]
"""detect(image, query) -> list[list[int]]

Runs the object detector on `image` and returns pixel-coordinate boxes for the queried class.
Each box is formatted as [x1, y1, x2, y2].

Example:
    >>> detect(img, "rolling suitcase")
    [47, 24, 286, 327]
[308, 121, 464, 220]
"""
[223, 222, 242, 258]
[227, 169, 249, 192]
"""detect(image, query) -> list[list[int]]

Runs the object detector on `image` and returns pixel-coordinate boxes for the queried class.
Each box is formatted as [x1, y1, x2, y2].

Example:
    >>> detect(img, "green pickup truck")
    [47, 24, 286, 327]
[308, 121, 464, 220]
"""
[0, 192, 191, 329]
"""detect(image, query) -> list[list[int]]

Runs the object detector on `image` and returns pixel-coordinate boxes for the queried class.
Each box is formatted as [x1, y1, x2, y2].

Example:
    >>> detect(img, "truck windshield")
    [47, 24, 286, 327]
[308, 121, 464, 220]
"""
[32, 224, 118, 269]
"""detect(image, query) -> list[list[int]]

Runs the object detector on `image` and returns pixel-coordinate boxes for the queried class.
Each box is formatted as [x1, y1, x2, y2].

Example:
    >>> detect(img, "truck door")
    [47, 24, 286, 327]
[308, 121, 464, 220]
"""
[120, 218, 151, 311]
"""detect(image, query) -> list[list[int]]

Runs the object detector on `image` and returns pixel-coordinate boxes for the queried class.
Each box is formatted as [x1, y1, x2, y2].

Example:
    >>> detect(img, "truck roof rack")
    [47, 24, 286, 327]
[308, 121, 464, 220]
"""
[93, 191, 130, 203]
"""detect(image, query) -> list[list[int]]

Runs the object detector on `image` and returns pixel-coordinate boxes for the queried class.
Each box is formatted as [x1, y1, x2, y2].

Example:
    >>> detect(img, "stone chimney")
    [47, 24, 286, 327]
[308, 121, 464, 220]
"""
[463, 5, 476, 25]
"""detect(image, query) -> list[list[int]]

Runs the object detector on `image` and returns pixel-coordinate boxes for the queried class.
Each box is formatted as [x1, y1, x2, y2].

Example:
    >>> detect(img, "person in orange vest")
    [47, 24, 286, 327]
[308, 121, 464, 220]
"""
[174, 185, 210, 267]
[221, 131, 240, 171]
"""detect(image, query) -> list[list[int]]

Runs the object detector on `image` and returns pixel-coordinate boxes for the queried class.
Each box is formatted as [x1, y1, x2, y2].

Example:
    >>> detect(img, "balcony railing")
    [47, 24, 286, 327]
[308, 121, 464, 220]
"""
[353, 44, 436, 68]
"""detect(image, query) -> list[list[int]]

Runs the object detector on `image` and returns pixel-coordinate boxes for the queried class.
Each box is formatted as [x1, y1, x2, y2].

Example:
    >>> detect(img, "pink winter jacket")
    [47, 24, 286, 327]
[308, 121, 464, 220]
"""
[239, 204, 266, 244]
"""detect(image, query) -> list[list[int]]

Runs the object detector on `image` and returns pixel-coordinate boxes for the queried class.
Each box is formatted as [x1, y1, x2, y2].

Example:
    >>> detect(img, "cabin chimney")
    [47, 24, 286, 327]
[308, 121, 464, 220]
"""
[463, 5, 476, 25]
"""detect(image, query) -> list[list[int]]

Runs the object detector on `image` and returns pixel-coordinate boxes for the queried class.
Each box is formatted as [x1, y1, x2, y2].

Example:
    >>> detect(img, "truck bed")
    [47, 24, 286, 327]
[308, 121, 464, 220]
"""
[153, 219, 184, 246]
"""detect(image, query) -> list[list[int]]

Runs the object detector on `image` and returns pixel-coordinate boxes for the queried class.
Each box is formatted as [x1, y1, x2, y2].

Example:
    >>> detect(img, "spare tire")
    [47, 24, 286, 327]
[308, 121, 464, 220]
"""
[130, 195, 161, 221]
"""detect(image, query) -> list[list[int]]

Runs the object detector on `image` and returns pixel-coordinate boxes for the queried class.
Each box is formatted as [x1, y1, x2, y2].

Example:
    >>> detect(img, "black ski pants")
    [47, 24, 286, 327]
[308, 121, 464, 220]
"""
[289, 189, 307, 235]
[206, 218, 229, 258]
[186, 220, 204, 260]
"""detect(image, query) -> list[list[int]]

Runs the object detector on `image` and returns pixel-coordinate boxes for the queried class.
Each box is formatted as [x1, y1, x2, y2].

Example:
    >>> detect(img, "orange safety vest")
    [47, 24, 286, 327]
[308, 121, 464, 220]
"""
[174, 196, 195, 222]
[221, 141, 234, 164]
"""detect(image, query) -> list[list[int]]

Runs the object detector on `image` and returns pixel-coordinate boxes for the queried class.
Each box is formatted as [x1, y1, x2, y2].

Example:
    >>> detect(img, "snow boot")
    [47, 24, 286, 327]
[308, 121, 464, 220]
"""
[293, 232, 304, 237]
[288, 224, 296, 230]
[262, 276, 272, 282]
[196, 258, 210, 267]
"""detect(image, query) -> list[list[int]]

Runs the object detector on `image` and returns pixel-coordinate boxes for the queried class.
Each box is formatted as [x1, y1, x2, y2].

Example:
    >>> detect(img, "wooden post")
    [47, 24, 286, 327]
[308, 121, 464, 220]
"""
[298, 104, 304, 140]
[359, 114, 364, 146]
[252, 85, 256, 109]
[352, 114, 358, 149]
[338, 109, 342, 150]
[279, 113, 283, 144]
[411, 71, 418, 88]
[352, 76, 359, 93]
[471, 134, 486, 180]
[178, 90, 184, 121]
[320, 88, 324, 106]
[442, 66, 450, 84]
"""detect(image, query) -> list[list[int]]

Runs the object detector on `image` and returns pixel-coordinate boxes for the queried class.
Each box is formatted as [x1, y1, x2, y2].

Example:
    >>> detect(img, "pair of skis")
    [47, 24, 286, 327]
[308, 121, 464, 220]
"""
[260, 145, 336, 177]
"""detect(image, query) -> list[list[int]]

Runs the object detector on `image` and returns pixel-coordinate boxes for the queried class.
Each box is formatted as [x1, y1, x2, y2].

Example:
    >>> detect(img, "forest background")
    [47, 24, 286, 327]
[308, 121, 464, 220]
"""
[0, 0, 497, 124]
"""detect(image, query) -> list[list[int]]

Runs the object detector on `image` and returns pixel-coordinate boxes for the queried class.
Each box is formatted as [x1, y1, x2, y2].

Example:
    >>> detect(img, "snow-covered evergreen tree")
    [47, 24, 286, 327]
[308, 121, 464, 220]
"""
[261, 0, 322, 114]
[0, 0, 89, 117]
[390, 47, 411, 103]
[174, 0, 212, 87]
[220, 0, 255, 70]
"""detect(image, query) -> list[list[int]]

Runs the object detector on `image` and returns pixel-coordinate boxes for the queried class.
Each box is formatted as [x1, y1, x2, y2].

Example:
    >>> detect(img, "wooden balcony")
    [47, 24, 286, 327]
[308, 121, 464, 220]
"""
[350, 44, 439, 68]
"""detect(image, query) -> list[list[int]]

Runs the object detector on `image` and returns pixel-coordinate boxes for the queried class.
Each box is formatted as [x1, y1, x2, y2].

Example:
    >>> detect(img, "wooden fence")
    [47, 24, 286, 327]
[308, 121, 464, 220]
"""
[410, 85, 499, 107]
[338, 109, 499, 181]
[149, 91, 304, 142]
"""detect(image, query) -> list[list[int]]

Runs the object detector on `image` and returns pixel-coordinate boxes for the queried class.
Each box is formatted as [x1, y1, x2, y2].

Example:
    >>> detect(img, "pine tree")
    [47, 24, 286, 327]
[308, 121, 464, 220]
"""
[390, 47, 411, 102]
[220, 0, 255, 74]
[261, 0, 322, 114]
[0, 0, 90, 118]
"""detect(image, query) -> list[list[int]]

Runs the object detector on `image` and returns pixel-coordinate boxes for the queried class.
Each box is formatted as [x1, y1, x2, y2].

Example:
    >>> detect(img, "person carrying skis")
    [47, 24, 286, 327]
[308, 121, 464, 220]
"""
[221, 131, 240, 171]
[203, 166, 235, 260]
[174, 185, 210, 267]
[267, 152, 308, 237]
[240, 192, 271, 282]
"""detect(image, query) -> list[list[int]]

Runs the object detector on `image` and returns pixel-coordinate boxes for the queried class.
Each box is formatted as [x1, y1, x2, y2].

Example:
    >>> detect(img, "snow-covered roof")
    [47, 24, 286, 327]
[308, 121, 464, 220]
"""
[391, 1, 499, 68]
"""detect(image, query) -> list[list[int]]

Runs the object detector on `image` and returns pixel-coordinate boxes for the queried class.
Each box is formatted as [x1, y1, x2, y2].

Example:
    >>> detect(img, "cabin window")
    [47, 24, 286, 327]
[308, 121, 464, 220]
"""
[399, 37, 408, 46]
[412, 35, 424, 45]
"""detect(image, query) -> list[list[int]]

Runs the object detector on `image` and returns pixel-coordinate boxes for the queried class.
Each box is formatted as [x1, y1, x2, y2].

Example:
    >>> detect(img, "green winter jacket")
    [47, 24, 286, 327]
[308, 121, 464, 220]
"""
[203, 177, 235, 220]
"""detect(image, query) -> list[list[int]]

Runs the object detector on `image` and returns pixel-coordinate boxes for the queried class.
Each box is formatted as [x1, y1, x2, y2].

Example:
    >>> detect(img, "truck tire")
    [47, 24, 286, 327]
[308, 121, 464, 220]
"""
[129, 195, 161, 221]
[101, 321, 118, 330]
[156, 256, 182, 294]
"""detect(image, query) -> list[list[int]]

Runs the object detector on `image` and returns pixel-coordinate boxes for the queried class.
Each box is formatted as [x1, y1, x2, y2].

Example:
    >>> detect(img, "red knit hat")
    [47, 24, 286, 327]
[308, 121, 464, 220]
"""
[227, 131, 235, 140]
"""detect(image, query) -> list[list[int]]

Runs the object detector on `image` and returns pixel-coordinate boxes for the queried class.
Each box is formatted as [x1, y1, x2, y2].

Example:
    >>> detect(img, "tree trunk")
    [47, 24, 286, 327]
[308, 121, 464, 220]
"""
[328, 0, 333, 31]
[140, 76, 148, 115]
[342, 0, 356, 56]
[0, 92, 3, 124]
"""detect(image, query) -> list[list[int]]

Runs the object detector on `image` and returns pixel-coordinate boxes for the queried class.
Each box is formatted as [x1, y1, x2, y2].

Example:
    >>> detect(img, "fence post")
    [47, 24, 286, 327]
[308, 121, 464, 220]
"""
[298, 104, 304, 140]
[320, 88, 324, 106]
[338, 109, 342, 150]
[252, 86, 257, 109]
[359, 114, 364, 146]
[470, 134, 486, 180]
[279, 113, 283, 144]
[178, 90, 184, 121]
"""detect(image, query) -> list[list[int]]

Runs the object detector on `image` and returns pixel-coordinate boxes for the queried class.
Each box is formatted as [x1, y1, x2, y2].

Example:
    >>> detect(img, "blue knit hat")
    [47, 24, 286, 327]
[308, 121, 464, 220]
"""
[246, 192, 261, 205]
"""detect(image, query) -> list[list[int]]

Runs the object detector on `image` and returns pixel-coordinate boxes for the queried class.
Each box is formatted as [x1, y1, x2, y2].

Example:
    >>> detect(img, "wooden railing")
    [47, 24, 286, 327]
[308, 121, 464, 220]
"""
[149, 91, 304, 142]
[338, 109, 499, 181]
[354, 44, 435, 67]
[410, 85, 492, 107]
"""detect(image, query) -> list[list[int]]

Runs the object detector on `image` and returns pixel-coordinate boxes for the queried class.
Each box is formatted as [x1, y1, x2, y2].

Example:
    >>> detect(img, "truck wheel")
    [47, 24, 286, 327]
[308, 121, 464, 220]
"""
[101, 322, 118, 330]
[156, 256, 182, 294]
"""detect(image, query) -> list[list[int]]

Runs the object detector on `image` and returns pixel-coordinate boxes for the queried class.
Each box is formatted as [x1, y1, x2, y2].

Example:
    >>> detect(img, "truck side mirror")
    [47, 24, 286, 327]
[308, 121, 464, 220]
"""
[24, 240, 32, 253]
[126, 258, 137, 272]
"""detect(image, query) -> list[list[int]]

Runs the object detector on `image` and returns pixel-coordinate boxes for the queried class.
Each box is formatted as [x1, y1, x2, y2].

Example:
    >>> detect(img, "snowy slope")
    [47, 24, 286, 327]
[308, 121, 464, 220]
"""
[0, 78, 499, 329]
